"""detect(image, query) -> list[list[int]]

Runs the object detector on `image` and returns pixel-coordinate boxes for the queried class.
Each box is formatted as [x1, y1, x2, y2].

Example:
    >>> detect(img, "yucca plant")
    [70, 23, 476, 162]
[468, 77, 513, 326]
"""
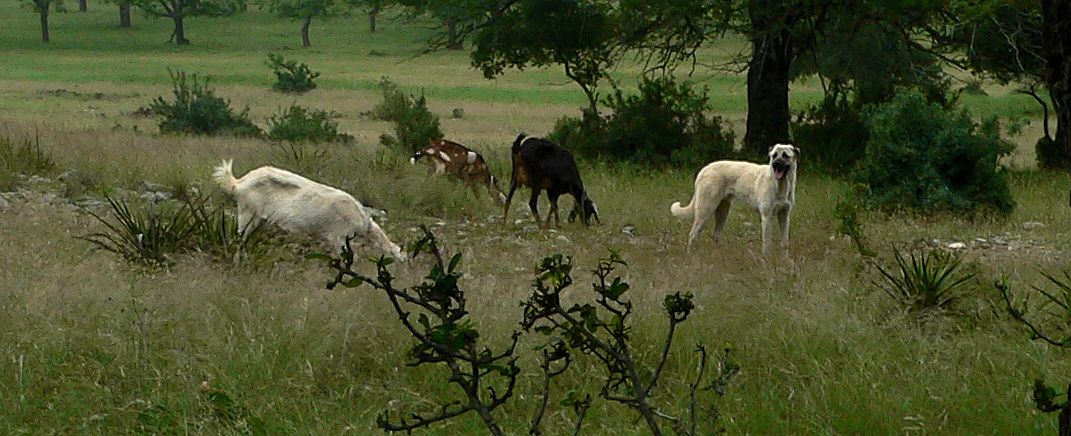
[81, 195, 199, 266]
[875, 246, 975, 314]
[184, 194, 277, 263]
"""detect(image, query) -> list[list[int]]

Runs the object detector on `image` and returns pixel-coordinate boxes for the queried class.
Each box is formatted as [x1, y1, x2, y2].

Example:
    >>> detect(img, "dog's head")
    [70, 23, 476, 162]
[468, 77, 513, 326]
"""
[767, 143, 799, 181]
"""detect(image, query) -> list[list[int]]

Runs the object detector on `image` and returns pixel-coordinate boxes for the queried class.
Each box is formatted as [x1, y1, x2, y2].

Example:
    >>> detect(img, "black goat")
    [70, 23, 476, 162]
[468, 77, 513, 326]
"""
[503, 134, 599, 227]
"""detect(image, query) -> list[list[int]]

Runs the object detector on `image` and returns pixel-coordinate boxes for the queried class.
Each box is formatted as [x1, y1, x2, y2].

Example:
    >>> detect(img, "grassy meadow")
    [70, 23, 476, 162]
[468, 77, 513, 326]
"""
[1, 3, 1070, 434]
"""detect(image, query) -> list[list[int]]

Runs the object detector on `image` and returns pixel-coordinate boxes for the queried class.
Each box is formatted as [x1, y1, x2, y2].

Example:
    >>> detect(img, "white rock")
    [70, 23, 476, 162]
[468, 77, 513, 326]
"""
[947, 242, 966, 250]
[1023, 221, 1045, 230]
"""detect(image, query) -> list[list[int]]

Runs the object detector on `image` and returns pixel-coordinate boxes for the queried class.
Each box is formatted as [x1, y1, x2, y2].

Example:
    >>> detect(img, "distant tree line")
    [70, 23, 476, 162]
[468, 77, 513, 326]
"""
[16, 0, 1071, 178]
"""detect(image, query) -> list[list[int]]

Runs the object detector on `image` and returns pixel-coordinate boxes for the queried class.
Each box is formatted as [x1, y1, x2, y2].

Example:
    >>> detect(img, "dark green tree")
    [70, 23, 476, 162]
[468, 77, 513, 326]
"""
[263, 0, 347, 47]
[133, 0, 245, 45]
[21, 0, 64, 42]
[950, 0, 1071, 172]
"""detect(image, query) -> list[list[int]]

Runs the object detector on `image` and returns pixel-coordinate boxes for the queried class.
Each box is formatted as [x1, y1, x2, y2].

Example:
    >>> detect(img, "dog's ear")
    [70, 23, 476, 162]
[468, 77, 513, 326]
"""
[793, 145, 801, 158]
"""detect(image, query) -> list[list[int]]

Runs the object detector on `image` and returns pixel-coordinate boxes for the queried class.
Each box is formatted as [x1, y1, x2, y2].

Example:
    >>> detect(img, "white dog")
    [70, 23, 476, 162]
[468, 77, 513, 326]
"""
[213, 160, 406, 260]
[670, 144, 799, 254]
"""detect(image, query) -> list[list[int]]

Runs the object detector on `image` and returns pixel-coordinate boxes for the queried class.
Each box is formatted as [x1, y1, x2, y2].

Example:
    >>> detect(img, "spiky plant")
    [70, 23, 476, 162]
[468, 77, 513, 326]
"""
[875, 247, 975, 315]
[81, 195, 198, 266]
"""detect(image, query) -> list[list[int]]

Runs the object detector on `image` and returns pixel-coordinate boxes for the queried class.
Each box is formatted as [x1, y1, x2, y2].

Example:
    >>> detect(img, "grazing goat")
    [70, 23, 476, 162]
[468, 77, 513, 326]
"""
[503, 134, 599, 227]
[410, 138, 507, 203]
[213, 160, 406, 260]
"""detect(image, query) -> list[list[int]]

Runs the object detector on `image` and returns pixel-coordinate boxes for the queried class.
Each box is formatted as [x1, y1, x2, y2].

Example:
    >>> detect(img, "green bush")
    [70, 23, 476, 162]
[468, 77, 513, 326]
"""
[853, 89, 1015, 213]
[549, 77, 735, 168]
[149, 70, 262, 137]
[1035, 136, 1070, 170]
[266, 54, 320, 94]
[792, 92, 869, 173]
[364, 78, 442, 153]
[266, 104, 350, 144]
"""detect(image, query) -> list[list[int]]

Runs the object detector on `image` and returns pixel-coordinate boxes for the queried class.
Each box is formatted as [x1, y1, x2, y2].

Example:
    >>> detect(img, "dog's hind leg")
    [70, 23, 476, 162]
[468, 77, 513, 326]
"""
[712, 198, 732, 242]
[686, 191, 719, 249]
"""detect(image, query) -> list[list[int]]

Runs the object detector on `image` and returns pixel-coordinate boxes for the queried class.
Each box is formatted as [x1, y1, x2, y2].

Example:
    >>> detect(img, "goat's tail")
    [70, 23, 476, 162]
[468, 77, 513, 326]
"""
[670, 199, 694, 219]
[213, 159, 239, 195]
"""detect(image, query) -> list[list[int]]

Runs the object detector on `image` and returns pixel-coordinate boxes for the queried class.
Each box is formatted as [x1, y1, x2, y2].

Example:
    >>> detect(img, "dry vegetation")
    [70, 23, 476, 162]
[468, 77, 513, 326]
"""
[0, 5, 1069, 435]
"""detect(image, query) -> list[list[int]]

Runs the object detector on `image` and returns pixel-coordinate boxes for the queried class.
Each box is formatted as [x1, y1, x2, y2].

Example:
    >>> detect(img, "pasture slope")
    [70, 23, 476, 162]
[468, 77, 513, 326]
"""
[0, 3, 1068, 434]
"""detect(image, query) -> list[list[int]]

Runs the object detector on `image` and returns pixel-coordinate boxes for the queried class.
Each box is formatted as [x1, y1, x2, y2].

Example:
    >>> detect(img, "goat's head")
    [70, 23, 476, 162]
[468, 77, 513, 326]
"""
[568, 195, 600, 226]
[767, 143, 799, 181]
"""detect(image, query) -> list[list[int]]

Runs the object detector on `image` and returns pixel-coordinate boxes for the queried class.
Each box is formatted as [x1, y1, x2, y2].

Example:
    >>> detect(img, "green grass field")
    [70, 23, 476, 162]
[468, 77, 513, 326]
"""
[1, 3, 1069, 434]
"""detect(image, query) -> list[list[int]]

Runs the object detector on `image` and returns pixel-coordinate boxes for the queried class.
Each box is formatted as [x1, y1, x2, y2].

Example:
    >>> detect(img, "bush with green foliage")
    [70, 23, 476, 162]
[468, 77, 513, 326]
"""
[149, 70, 262, 137]
[266, 54, 320, 93]
[791, 91, 869, 173]
[549, 77, 735, 168]
[266, 104, 350, 144]
[364, 78, 442, 153]
[853, 89, 1014, 213]
[1035, 136, 1069, 170]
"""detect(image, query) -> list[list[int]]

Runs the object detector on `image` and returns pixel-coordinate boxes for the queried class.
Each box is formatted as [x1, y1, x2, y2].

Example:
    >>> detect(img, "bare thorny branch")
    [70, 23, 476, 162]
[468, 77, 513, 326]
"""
[322, 226, 519, 435]
[320, 233, 736, 434]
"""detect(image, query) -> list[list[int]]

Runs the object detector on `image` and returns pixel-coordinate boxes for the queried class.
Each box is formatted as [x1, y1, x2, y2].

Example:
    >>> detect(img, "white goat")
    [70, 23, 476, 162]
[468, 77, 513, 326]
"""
[213, 160, 406, 260]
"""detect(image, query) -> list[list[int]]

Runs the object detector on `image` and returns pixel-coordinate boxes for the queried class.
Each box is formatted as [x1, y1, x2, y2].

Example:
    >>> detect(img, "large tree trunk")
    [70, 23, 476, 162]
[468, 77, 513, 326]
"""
[446, 17, 461, 50]
[40, 9, 50, 42]
[79, 0, 87, 12]
[119, 1, 132, 28]
[1042, 0, 1070, 158]
[173, 15, 189, 45]
[301, 16, 312, 47]
[369, 5, 378, 33]
[1041, 0, 1070, 203]
[744, 2, 793, 156]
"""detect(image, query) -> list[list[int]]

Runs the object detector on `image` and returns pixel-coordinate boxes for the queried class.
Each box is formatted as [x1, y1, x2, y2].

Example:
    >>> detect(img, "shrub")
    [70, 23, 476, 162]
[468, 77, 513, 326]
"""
[875, 246, 974, 315]
[549, 77, 735, 168]
[1035, 136, 1070, 170]
[853, 89, 1014, 213]
[266, 53, 320, 93]
[791, 92, 869, 173]
[364, 78, 442, 154]
[266, 104, 350, 144]
[149, 70, 261, 137]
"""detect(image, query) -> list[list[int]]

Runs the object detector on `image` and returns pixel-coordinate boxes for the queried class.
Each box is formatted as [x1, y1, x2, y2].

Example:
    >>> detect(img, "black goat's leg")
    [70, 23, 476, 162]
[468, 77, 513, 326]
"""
[529, 188, 543, 226]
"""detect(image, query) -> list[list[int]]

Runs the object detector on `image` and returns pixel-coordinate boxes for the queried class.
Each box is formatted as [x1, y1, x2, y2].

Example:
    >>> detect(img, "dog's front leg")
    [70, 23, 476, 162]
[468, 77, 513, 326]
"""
[777, 208, 791, 249]
[760, 212, 773, 256]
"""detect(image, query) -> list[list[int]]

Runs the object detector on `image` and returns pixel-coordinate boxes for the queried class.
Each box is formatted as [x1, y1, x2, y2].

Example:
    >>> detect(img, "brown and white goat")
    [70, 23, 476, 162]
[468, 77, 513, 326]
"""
[503, 134, 599, 228]
[213, 160, 406, 260]
[410, 138, 506, 203]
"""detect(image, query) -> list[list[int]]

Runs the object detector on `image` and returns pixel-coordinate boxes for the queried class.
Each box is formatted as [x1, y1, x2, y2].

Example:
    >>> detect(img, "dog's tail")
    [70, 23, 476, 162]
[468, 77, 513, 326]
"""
[670, 199, 693, 219]
[213, 159, 239, 195]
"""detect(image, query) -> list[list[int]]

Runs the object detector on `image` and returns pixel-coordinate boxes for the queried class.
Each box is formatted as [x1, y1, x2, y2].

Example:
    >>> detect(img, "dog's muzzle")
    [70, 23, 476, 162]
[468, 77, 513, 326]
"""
[771, 160, 791, 181]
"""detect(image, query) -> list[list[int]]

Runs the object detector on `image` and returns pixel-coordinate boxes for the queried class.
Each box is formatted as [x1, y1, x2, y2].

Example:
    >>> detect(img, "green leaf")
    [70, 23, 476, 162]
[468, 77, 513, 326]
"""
[305, 252, 333, 261]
